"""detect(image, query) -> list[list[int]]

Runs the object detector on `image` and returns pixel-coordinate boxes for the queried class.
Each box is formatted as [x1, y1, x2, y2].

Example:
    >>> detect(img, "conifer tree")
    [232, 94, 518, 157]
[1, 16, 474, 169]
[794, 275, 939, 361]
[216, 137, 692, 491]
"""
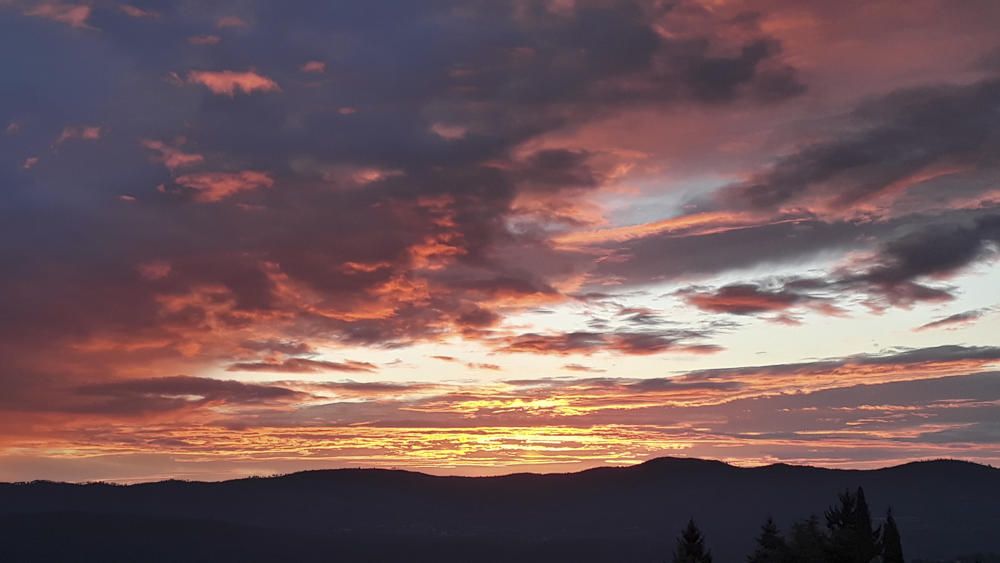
[881, 508, 904, 563]
[825, 487, 880, 563]
[672, 519, 713, 563]
[747, 516, 790, 563]
[788, 515, 828, 562]
[855, 487, 880, 561]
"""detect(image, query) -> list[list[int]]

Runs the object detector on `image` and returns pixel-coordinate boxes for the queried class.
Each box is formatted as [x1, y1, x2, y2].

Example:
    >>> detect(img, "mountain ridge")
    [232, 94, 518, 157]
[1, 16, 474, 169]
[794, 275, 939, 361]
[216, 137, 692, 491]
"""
[1, 456, 997, 562]
[5, 455, 993, 487]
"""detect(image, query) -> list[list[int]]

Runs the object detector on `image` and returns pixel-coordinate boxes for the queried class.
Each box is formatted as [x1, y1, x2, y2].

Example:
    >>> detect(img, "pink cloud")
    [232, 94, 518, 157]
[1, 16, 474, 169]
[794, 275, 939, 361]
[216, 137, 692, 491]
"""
[186, 70, 280, 96]
[187, 35, 221, 46]
[141, 139, 204, 171]
[430, 122, 468, 140]
[25, 3, 91, 28]
[137, 260, 172, 281]
[119, 4, 158, 18]
[216, 16, 248, 29]
[300, 60, 326, 74]
[54, 125, 102, 145]
[174, 171, 274, 202]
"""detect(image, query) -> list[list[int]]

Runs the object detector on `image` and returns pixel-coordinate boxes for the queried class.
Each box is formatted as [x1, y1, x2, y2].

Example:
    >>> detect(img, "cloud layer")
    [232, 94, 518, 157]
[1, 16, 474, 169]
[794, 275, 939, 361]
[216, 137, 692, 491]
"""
[1, 0, 999, 480]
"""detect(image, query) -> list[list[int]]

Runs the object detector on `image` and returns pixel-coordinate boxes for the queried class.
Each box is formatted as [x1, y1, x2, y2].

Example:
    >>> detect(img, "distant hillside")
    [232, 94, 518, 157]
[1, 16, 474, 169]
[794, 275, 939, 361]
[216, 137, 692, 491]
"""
[1, 457, 998, 562]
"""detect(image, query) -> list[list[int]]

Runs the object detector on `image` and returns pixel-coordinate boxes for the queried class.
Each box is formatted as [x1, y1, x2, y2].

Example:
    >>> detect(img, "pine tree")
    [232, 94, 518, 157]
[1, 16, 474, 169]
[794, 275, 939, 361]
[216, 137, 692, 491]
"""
[788, 515, 828, 563]
[747, 516, 790, 563]
[672, 519, 713, 563]
[825, 487, 880, 563]
[855, 487, 880, 561]
[881, 508, 904, 563]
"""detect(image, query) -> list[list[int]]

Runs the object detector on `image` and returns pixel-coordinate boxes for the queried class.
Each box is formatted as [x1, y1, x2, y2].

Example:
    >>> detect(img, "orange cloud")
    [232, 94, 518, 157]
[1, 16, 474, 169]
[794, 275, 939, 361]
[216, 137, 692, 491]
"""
[186, 70, 280, 96]
[551, 211, 789, 247]
[227, 358, 377, 374]
[141, 139, 204, 171]
[174, 171, 274, 202]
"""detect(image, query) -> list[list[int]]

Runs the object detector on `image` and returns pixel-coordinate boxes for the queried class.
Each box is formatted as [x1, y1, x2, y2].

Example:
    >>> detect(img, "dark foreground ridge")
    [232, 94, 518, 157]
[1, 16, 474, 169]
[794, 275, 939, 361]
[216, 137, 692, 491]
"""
[1, 457, 998, 562]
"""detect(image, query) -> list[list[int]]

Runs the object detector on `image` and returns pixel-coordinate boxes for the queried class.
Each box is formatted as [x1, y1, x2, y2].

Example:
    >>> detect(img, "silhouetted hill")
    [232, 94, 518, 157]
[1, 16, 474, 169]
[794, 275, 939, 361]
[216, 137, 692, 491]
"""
[1, 457, 998, 562]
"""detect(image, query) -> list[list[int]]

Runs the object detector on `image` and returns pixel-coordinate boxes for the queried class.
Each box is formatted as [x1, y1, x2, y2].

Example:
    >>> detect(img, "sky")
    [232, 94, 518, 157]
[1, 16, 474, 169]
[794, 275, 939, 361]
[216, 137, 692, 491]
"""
[1, 0, 999, 483]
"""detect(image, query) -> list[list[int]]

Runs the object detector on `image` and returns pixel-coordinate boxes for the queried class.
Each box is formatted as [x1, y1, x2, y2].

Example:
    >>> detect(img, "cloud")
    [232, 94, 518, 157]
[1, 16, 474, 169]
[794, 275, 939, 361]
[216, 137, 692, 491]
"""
[570, 77, 1000, 295]
[563, 364, 606, 373]
[3, 0, 1000, 479]
[851, 215, 1000, 291]
[73, 376, 304, 415]
[678, 345, 1000, 397]
[216, 16, 248, 29]
[186, 70, 280, 96]
[226, 358, 377, 374]
[300, 61, 325, 74]
[25, 3, 91, 28]
[173, 171, 274, 202]
[915, 308, 992, 331]
[188, 34, 221, 45]
[720, 79, 1000, 216]
[240, 339, 316, 356]
[136, 260, 171, 280]
[141, 139, 204, 171]
[54, 125, 101, 145]
[119, 5, 158, 19]
[430, 122, 467, 141]
[681, 283, 808, 315]
[497, 329, 718, 356]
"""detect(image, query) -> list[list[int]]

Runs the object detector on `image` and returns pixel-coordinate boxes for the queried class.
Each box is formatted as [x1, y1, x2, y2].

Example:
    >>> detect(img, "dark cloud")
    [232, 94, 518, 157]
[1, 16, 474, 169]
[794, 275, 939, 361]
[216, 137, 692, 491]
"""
[724, 79, 1000, 211]
[680, 283, 808, 315]
[74, 376, 304, 415]
[0, 0, 806, 370]
[659, 212, 999, 314]
[563, 363, 606, 373]
[915, 308, 992, 331]
[586, 77, 1000, 292]
[850, 214, 1000, 289]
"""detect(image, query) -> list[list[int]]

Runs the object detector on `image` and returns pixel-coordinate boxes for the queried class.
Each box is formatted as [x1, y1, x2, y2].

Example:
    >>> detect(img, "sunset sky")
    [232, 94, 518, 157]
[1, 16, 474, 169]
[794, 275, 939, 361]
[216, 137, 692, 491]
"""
[2, 0, 999, 483]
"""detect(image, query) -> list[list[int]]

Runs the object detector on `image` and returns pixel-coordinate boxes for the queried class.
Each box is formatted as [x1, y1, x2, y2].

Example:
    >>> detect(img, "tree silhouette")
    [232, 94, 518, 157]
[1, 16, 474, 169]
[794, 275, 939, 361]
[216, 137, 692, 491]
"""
[825, 487, 880, 563]
[855, 487, 880, 559]
[788, 514, 828, 562]
[881, 508, 904, 563]
[747, 516, 790, 563]
[672, 519, 713, 563]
